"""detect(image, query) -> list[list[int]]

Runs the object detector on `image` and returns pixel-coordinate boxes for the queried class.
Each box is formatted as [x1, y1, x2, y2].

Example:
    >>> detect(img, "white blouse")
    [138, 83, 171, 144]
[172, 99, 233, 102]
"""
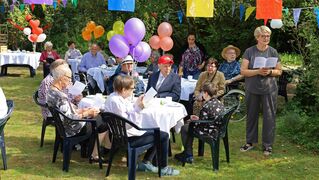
[104, 92, 144, 137]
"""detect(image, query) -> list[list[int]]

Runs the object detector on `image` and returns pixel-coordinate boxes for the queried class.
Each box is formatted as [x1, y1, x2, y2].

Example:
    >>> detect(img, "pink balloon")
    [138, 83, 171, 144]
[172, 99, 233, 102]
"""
[136, 42, 151, 62]
[149, 35, 160, 49]
[160, 37, 174, 51]
[157, 22, 173, 38]
[109, 35, 130, 58]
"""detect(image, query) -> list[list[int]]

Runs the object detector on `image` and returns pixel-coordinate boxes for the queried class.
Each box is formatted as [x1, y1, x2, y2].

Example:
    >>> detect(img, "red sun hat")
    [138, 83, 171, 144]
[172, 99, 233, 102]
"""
[158, 55, 174, 64]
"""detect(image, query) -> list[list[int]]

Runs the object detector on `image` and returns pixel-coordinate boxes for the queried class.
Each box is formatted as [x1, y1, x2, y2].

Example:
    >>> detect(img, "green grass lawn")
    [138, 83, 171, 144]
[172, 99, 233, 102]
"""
[0, 67, 318, 179]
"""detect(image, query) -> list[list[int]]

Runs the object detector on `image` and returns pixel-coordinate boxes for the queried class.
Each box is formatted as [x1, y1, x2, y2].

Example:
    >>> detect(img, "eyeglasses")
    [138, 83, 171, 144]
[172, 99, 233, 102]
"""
[207, 64, 216, 68]
[260, 35, 271, 39]
[64, 75, 72, 79]
[129, 86, 135, 90]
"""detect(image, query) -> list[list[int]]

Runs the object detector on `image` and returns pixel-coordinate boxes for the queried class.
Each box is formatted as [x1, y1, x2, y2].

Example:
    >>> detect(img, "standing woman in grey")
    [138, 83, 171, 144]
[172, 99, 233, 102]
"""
[240, 25, 282, 156]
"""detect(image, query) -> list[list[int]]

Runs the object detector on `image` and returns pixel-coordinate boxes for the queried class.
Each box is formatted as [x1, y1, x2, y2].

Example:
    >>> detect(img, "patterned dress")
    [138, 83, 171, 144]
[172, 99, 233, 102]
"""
[194, 98, 225, 140]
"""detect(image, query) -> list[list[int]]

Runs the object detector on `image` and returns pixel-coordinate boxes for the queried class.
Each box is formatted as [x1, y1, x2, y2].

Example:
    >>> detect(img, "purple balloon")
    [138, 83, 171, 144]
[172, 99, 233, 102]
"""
[136, 42, 151, 62]
[130, 43, 144, 60]
[124, 18, 146, 46]
[109, 35, 129, 58]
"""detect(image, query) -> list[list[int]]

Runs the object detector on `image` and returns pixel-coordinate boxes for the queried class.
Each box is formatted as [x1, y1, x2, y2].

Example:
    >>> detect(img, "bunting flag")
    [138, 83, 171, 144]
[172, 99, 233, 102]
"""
[0, 5, 4, 13]
[20, 4, 25, 11]
[108, 0, 135, 12]
[177, 10, 183, 24]
[232, 1, 235, 17]
[245, 7, 255, 21]
[283, 7, 289, 15]
[53, 1, 57, 9]
[293, 8, 302, 27]
[10, 4, 14, 12]
[315, 7, 319, 28]
[62, 0, 67, 7]
[24, 0, 53, 5]
[72, 0, 78, 8]
[31, 4, 35, 11]
[256, 0, 282, 21]
[239, 4, 245, 21]
[186, 0, 214, 17]
[42, 4, 46, 11]
[58, 0, 60, 5]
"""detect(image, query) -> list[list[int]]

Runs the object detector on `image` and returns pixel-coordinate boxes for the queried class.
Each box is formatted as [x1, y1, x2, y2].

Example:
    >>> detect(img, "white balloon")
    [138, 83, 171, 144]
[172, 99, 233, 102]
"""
[23, 28, 31, 35]
[37, 33, 47, 42]
[270, 19, 283, 29]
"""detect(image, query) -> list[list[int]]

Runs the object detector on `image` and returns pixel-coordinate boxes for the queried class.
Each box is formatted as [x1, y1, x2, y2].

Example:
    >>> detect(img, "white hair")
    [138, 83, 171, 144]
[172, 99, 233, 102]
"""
[254, 25, 272, 38]
[51, 64, 71, 80]
[44, 41, 53, 49]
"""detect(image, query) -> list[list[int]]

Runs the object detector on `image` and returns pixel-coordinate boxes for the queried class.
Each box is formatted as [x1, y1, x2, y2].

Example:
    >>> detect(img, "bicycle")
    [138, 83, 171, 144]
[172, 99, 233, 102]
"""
[221, 81, 246, 122]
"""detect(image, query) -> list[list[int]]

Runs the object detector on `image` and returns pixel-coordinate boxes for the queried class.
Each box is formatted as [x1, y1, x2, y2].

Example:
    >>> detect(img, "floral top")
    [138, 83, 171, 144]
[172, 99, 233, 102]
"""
[181, 46, 204, 72]
[46, 87, 85, 137]
[218, 60, 241, 80]
[194, 98, 225, 140]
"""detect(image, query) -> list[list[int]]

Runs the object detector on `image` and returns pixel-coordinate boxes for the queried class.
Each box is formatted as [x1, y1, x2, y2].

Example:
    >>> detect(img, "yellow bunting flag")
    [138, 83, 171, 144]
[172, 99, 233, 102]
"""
[245, 7, 256, 21]
[41, 4, 46, 11]
[187, 0, 214, 17]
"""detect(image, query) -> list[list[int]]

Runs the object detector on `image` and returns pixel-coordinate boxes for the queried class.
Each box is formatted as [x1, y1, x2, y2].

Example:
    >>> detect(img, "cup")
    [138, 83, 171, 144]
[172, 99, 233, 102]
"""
[187, 75, 193, 81]
[165, 96, 172, 103]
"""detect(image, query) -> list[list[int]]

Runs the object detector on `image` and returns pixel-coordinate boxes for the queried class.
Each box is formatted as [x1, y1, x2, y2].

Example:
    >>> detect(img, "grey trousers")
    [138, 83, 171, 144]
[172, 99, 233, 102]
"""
[245, 90, 277, 149]
[180, 123, 194, 155]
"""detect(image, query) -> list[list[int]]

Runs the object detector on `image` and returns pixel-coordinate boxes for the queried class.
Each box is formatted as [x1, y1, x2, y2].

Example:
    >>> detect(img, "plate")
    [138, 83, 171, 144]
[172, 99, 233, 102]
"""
[188, 79, 197, 82]
[85, 95, 95, 98]
[165, 102, 181, 107]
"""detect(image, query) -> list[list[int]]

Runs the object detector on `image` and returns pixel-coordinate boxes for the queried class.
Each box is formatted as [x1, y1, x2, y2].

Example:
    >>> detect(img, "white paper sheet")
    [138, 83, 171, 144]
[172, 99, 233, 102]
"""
[143, 87, 157, 105]
[68, 81, 86, 96]
[253, 57, 278, 68]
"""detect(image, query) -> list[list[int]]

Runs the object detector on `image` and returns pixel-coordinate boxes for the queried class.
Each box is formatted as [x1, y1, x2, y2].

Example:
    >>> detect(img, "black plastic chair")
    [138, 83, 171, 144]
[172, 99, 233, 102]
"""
[33, 90, 56, 147]
[100, 112, 161, 180]
[187, 106, 236, 171]
[0, 100, 14, 170]
[48, 106, 102, 172]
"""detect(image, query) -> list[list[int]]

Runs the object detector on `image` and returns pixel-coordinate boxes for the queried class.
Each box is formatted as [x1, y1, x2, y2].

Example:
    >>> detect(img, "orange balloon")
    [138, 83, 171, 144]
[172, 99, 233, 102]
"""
[159, 36, 173, 51]
[94, 25, 105, 39]
[82, 30, 91, 41]
[32, 27, 43, 35]
[30, 34, 38, 42]
[157, 22, 173, 38]
[86, 21, 96, 32]
[149, 35, 160, 49]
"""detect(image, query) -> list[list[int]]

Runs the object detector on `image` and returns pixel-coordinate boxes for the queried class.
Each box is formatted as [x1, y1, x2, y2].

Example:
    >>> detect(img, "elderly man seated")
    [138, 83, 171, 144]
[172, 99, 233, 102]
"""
[78, 43, 106, 73]
[146, 55, 181, 102]
[107, 55, 145, 95]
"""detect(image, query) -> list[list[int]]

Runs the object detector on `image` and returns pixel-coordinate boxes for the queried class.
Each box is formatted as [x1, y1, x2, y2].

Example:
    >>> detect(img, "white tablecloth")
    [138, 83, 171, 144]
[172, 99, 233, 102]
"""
[87, 66, 148, 93]
[143, 77, 197, 101]
[0, 52, 41, 70]
[180, 78, 197, 101]
[78, 95, 106, 109]
[140, 98, 187, 134]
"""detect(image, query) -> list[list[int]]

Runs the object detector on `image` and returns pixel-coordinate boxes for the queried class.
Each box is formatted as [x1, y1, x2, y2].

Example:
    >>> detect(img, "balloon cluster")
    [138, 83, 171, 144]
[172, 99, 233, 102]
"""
[23, 14, 46, 43]
[107, 20, 124, 41]
[82, 21, 105, 41]
[109, 18, 151, 63]
[149, 22, 173, 51]
[270, 19, 283, 29]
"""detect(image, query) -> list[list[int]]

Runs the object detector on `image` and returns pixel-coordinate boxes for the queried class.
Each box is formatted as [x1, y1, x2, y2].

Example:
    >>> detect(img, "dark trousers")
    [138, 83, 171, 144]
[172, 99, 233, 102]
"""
[43, 63, 50, 78]
[180, 124, 193, 155]
[245, 90, 277, 149]
[128, 131, 169, 167]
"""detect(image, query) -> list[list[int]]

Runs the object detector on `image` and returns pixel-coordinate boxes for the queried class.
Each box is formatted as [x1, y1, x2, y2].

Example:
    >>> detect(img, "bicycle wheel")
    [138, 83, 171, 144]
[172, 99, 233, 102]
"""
[222, 89, 246, 122]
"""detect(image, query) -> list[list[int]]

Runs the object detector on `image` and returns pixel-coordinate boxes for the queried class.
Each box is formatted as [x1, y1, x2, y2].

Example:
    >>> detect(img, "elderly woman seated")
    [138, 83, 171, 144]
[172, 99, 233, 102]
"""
[175, 83, 225, 163]
[104, 75, 180, 176]
[46, 64, 109, 163]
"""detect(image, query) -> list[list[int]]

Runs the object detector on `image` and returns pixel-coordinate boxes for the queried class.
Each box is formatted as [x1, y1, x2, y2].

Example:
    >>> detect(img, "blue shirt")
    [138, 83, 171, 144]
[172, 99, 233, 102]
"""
[218, 60, 241, 80]
[78, 52, 106, 72]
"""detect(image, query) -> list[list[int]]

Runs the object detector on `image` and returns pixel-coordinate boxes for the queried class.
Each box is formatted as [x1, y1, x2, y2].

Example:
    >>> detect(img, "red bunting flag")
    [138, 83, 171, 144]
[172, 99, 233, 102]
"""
[256, 0, 282, 20]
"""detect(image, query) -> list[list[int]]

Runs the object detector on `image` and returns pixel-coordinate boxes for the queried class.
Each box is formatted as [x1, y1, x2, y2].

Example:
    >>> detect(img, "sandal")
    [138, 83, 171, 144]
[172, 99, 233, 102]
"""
[240, 143, 254, 152]
[161, 166, 180, 176]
